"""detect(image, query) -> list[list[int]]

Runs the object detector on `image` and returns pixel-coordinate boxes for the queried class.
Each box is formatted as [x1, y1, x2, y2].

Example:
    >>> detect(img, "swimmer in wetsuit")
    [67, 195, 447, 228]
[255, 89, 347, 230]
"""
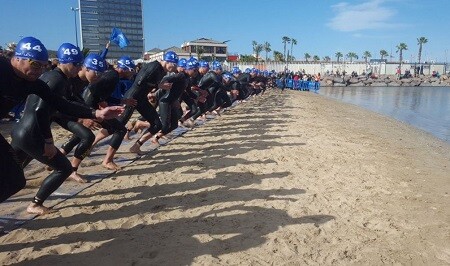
[5, 38, 122, 213]
[123, 51, 178, 154]
[83, 56, 137, 170]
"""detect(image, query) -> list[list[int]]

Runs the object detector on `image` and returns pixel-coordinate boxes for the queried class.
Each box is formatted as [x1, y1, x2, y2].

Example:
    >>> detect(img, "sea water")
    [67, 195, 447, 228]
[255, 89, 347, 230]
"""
[318, 86, 450, 143]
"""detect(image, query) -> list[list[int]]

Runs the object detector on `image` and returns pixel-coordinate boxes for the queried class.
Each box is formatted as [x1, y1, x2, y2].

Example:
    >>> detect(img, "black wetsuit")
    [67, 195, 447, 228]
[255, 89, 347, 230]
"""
[6, 65, 96, 204]
[198, 71, 232, 112]
[190, 73, 208, 121]
[223, 79, 241, 103]
[179, 73, 199, 122]
[236, 73, 251, 99]
[119, 61, 166, 135]
[63, 70, 127, 152]
[157, 72, 189, 134]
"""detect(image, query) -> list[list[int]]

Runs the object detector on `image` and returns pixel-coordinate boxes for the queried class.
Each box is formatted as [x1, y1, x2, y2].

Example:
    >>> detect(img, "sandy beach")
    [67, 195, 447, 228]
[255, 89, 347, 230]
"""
[0, 89, 449, 265]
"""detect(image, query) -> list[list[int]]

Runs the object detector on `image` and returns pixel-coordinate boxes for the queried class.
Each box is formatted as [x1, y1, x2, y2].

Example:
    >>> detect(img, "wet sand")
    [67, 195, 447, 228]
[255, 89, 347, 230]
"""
[0, 90, 449, 265]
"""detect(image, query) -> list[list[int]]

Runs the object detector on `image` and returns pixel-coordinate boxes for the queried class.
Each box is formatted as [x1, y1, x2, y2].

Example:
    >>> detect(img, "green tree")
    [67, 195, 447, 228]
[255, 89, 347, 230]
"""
[273, 50, 284, 62]
[304, 53, 311, 62]
[282, 36, 291, 61]
[263, 41, 271, 61]
[417, 37, 428, 63]
[287, 54, 296, 61]
[323, 56, 331, 62]
[254, 43, 263, 62]
[346, 52, 358, 63]
[379, 49, 389, 61]
[240, 54, 257, 62]
[313, 55, 320, 62]
[335, 52, 343, 63]
[363, 51, 372, 64]
[196, 46, 204, 60]
[289, 38, 297, 62]
[396, 43, 408, 64]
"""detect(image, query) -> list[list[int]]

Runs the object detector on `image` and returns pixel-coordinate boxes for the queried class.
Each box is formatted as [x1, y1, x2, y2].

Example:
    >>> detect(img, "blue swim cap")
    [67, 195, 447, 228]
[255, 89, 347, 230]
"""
[83, 53, 106, 72]
[199, 60, 209, 69]
[177, 58, 187, 68]
[212, 61, 222, 71]
[223, 73, 232, 81]
[57, 43, 83, 64]
[15, 36, 48, 62]
[244, 68, 251, 74]
[251, 68, 258, 74]
[117, 56, 136, 71]
[186, 57, 199, 70]
[163, 50, 179, 63]
[232, 67, 241, 74]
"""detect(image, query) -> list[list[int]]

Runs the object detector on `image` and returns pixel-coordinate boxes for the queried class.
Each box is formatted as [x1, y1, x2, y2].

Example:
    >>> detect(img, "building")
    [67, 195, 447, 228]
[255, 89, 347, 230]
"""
[78, 0, 144, 59]
[181, 38, 228, 62]
[144, 46, 190, 62]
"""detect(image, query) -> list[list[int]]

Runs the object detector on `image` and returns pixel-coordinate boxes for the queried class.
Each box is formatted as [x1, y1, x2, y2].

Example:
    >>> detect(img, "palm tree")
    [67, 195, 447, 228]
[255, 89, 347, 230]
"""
[254, 44, 263, 62]
[282, 36, 291, 61]
[335, 52, 343, 63]
[263, 41, 271, 61]
[289, 38, 297, 62]
[273, 50, 284, 62]
[379, 49, 388, 61]
[417, 37, 428, 63]
[287, 54, 296, 61]
[396, 42, 408, 64]
[363, 51, 372, 64]
[323, 56, 331, 62]
[313, 55, 320, 62]
[304, 53, 311, 62]
[346, 52, 358, 63]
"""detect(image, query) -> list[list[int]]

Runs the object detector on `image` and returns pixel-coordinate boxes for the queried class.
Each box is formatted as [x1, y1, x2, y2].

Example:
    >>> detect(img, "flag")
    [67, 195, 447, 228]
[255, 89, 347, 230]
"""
[110, 27, 130, 49]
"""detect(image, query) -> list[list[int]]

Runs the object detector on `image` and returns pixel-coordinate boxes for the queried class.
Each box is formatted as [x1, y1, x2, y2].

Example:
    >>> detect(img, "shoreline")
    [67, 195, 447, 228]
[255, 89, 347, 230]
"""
[0, 90, 449, 265]
[320, 74, 450, 87]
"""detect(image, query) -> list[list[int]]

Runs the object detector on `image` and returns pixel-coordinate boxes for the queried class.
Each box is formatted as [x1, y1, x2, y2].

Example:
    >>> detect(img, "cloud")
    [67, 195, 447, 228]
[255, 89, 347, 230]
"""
[327, 0, 400, 32]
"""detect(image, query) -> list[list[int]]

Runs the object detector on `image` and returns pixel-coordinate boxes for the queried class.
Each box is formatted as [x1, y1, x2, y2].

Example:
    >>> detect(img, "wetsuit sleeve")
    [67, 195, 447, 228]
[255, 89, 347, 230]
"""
[33, 97, 53, 139]
[32, 80, 96, 119]
[134, 62, 162, 87]
[88, 70, 120, 103]
[198, 72, 216, 90]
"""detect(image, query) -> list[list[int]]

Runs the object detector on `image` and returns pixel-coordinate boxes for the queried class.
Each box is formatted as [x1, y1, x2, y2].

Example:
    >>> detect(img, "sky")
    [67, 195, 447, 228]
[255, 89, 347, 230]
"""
[1, 0, 449, 63]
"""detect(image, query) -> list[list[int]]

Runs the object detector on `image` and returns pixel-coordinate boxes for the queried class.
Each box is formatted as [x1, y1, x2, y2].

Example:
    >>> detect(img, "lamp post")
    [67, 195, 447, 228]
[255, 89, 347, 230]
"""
[70, 7, 80, 48]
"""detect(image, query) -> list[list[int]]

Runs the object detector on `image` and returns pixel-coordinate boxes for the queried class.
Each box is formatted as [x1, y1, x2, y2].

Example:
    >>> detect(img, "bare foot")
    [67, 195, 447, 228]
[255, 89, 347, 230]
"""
[183, 119, 195, 128]
[124, 131, 133, 141]
[151, 137, 160, 145]
[27, 203, 54, 216]
[129, 143, 145, 155]
[102, 161, 121, 171]
[67, 172, 88, 183]
[45, 165, 53, 171]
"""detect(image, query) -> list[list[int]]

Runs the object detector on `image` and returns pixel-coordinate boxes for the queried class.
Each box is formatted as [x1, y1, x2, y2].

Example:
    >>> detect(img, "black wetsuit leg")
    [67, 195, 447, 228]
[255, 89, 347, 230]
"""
[11, 141, 72, 204]
[136, 100, 162, 135]
[159, 101, 171, 135]
[61, 135, 81, 156]
[55, 118, 94, 160]
[102, 118, 127, 150]
[219, 90, 232, 109]
[180, 93, 198, 121]
[0, 134, 26, 202]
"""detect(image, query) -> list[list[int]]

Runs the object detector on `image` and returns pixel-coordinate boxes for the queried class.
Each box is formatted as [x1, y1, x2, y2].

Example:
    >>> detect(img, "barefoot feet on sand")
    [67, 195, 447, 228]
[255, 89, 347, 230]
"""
[129, 143, 146, 155]
[102, 161, 121, 171]
[27, 203, 55, 216]
[67, 172, 88, 183]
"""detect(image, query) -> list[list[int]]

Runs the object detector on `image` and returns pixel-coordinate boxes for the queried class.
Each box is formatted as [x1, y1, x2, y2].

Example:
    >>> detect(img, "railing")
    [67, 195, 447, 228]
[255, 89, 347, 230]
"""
[275, 79, 320, 91]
